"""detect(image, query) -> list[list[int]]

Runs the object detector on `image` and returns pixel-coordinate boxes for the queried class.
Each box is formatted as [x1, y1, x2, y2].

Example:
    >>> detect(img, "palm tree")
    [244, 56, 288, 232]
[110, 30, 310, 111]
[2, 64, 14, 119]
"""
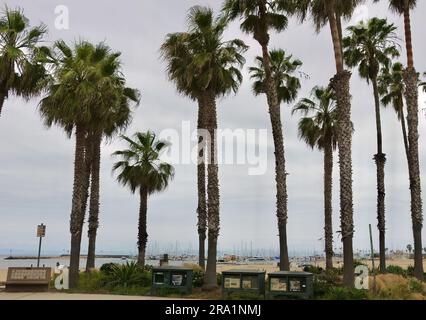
[293, 0, 364, 287]
[293, 86, 338, 270]
[161, 28, 208, 270]
[113, 132, 175, 267]
[249, 49, 303, 105]
[249, 49, 304, 270]
[39, 40, 124, 288]
[0, 6, 48, 116]
[343, 18, 399, 273]
[378, 62, 409, 163]
[223, 0, 297, 272]
[85, 75, 141, 271]
[374, 0, 423, 281]
[162, 6, 247, 289]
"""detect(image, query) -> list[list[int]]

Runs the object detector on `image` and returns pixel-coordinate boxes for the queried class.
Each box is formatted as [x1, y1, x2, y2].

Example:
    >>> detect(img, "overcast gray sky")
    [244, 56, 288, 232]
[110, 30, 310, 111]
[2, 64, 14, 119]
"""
[0, 0, 425, 256]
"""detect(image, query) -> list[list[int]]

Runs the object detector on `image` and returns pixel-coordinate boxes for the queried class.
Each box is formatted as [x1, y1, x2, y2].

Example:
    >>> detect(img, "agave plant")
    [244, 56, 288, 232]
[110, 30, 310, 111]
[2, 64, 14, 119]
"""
[105, 262, 150, 288]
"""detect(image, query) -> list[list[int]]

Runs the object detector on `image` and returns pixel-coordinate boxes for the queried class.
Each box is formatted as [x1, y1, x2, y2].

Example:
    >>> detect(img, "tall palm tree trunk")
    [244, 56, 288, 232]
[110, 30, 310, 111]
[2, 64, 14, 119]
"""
[256, 2, 289, 271]
[402, 3, 424, 281]
[372, 77, 387, 273]
[336, 13, 344, 59]
[324, 136, 334, 270]
[262, 46, 290, 271]
[203, 91, 220, 290]
[86, 132, 102, 271]
[327, 1, 355, 287]
[400, 107, 409, 164]
[137, 187, 148, 267]
[403, 5, 414, 70]
[262, 68, 290, 271]
[81, 133, 94, 230]
[327, 3, 344, 74]
[404, 68, 424, 281]
[197, 99, 207, 270]
[69, 124, 88, 288]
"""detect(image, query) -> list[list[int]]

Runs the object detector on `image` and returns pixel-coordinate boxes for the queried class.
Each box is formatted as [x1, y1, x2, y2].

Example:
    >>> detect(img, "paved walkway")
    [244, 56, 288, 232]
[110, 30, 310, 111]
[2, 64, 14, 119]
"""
[0, 292, 186, 300]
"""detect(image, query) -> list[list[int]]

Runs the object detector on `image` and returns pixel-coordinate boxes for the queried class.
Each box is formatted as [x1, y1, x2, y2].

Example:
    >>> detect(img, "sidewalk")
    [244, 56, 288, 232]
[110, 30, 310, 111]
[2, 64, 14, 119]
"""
[0, 291, 187, 300]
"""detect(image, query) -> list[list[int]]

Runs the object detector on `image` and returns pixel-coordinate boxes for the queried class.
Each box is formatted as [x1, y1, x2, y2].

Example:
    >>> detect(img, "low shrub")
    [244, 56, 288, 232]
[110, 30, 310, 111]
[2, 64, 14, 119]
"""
[386, 265, 407, 277]
[104, 261, 151, 288]
[100, 263, 116, 275]
[321, 287, 368, 300]
[186, 269, 222, 288]
[313, 280, 334, 297]
[373, 274, 426, 300]
[217, 273, 222, 286]
[408, 279, 424, 294]
[303, 265, 323, 275]
[143, 265, 154, 272]
[77, 271, 108, 293]
[183, 263, 205, 288]
[406, 266, 415, 277]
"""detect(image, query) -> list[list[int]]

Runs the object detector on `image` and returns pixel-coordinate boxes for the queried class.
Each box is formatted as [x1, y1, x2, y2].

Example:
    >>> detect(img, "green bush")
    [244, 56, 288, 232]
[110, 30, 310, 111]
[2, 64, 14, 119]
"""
[143, 265, 154, 272]
[104, 261, 151, 288]
[406, 266, 415, 277]
[100, 263, 116, 275]
[77, 271, 108, 292]
[183, 263, 205, 288]
[217, 273, 222, 286]
[321, 286, 368, 300]
[386, 265, 407, 277]
[313, 280, 333, 297]
[75, 262, 153, 295]
[409, 279, 424, 293]
[193, 268, 205, 288]
[303, 265, 323, 275]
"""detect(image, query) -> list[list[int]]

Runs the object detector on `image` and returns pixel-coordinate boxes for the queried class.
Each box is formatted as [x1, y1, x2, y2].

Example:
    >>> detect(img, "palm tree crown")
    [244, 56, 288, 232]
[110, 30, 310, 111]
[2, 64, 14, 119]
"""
[380, 0, 417, 13]
[293, 86, 338, 150]
[112, 132, 174, 195]
[249, 49, 304, 104]
[378, 62, 405, 119]
[343, 18, 400, 82]
[295, 0, 365, 32]
[222, 0, 294, 45]
[161, 6, 247, 99]
[0, 6, 48, 113]
[39, 41, 125, 133]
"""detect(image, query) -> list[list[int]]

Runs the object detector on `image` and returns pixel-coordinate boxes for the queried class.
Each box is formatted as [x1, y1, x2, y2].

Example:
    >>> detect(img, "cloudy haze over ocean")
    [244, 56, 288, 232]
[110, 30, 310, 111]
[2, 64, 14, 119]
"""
[0, 0, 425, 256]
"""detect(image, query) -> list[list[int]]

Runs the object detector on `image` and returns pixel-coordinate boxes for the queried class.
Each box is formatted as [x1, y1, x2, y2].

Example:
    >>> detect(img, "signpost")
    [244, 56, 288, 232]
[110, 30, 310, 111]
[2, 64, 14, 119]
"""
[36, 224, 46, 267]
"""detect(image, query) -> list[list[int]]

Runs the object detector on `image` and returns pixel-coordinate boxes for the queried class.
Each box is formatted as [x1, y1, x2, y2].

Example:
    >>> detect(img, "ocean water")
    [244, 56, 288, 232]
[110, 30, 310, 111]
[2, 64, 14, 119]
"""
[0, 256, 186, 270]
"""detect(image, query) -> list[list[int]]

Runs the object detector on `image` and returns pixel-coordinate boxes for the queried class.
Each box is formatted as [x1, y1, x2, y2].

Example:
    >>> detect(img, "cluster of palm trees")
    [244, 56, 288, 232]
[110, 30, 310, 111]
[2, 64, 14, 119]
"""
[161, 0, 424, 289]
[1, 0, 425, 291]
[1, 4, 179, 289]
[38, 41, 141, 287]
